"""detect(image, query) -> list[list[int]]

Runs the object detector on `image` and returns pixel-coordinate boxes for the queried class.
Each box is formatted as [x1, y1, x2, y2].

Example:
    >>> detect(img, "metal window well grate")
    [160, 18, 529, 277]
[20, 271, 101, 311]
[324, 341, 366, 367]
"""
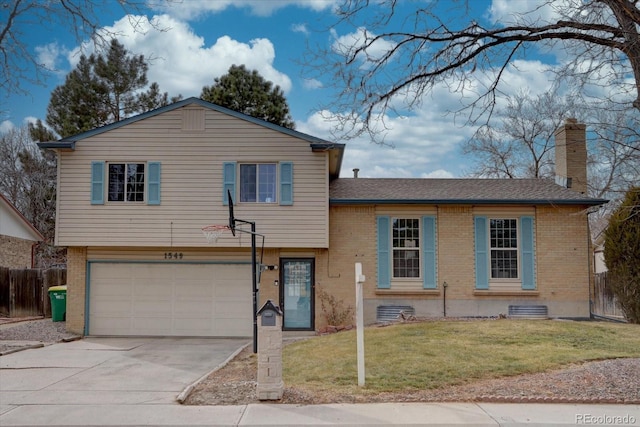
[508, 305, 548, 319]
[376, 305, 415, 323]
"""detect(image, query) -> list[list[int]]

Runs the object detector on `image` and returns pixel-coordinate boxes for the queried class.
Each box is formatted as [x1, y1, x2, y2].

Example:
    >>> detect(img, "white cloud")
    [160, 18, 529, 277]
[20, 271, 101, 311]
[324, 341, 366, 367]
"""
[296, 101, 472, 178]
[152, 0, 337, 19]
[0, 120, 15, 134]
[291, 23, 310, 36]
[35, 43, 68, 74]
[421, 169, 455, 178]
[488, 0, 576, 25]
[294, 56, 574, 179]
[69, 14, 292, 98]
[0, 117, 43, 135]
[331, 27, 397, 67]
[303, 78, 323, 90]
[23, 116, 39, 125]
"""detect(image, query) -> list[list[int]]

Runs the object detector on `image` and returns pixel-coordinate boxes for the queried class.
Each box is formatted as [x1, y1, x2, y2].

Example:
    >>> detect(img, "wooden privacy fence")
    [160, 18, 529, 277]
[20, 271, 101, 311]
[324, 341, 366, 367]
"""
[592, 271, 625, 320]
[0, 268, 67, 318]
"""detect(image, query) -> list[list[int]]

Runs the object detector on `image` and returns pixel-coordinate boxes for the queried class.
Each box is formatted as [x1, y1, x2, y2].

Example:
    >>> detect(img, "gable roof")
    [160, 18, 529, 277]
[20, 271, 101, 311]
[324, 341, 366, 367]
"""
[329, 178, 608, 206]
[37, 97, 345, 178]
[43, 97, 335, 145]
[0, 194, 45, 241]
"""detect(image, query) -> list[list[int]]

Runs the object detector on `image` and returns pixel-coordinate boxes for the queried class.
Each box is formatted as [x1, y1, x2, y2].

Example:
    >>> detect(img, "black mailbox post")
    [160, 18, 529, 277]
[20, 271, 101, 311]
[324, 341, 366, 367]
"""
[257, 300, 282, 327]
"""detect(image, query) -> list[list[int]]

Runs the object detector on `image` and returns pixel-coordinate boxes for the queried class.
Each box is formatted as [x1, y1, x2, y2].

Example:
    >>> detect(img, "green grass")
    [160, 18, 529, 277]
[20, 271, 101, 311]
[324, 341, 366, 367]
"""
[283, 319, 640, 395]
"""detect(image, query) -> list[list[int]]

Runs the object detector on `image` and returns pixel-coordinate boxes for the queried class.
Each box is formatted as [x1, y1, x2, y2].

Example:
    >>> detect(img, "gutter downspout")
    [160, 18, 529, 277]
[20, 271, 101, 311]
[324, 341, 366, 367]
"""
[587, 209, 596, 319]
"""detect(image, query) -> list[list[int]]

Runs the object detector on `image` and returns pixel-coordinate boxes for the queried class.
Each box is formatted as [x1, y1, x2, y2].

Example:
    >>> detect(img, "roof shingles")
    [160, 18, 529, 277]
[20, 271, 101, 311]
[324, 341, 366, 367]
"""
[329, 178, 607, 206]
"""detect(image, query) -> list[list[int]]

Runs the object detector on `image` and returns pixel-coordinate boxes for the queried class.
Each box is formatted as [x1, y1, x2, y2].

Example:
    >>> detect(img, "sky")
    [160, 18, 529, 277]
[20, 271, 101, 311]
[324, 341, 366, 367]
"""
[1, 0, 569, 178]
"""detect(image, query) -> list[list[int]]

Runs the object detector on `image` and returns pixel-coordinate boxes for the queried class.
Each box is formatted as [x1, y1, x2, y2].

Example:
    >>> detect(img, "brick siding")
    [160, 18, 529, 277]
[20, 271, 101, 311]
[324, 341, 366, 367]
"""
[66, 247, 87, 335]
[315, 203, 591, 327]
[0, 235, 34, 268]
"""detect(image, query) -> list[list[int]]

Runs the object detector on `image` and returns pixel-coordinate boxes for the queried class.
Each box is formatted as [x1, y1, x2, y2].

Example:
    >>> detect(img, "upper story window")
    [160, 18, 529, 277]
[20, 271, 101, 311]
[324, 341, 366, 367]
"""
[240, 163, 277, 203]
[489, 218, 519, 279]
[108, 163, 145, 202]
[91, 161, 160, 206]
[392, 218, 421, 278]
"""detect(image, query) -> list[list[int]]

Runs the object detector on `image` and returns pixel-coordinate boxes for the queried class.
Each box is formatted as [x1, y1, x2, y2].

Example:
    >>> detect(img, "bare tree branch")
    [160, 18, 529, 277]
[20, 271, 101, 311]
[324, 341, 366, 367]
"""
[0, 0, 172, 104]
[305, 0, 640, 141]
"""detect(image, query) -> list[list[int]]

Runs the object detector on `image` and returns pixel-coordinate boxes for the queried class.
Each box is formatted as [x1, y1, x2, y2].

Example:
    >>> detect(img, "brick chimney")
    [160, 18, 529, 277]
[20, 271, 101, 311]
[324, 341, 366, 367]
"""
[554, 118, 587, 194]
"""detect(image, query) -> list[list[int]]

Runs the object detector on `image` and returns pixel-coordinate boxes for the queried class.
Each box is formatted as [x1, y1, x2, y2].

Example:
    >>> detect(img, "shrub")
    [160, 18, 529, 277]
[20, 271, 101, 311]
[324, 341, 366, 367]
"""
[317, 288, 354, 326]
[603, 186, 640, 323]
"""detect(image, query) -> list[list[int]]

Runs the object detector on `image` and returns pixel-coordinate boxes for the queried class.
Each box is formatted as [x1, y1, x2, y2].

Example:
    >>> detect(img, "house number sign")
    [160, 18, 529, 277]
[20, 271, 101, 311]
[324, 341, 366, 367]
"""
[164, 252, 183, 259]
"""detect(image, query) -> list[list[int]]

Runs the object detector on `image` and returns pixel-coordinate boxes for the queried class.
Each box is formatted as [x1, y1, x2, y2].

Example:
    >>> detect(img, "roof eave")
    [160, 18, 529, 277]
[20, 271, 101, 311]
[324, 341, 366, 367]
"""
[329, 198, 609, 206]
[311, 143, 346, 180]
[37, 141, 75, 151]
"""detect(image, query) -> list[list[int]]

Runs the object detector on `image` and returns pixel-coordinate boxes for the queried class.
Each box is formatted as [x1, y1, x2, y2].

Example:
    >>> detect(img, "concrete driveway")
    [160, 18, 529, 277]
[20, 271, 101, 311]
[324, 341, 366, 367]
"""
[0, 337, 248, 414]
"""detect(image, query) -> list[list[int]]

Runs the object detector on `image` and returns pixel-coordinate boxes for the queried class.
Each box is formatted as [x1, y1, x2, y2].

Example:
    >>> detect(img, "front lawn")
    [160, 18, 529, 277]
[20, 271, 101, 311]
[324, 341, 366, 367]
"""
[283, 319, 640, 395]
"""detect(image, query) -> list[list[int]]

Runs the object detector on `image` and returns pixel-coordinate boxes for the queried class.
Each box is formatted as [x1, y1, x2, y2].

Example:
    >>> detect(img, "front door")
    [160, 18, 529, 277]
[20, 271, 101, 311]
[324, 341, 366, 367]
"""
[280, 258, 314, 330]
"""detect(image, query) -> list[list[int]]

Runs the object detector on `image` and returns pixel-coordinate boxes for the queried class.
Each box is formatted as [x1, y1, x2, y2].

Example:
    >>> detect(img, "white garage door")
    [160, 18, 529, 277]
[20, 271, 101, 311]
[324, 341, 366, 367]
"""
[89, 263, 252, 337]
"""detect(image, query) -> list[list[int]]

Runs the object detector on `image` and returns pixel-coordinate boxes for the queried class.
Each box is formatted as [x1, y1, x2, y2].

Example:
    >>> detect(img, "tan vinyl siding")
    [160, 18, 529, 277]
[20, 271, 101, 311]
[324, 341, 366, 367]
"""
[56, 106, 329, 248]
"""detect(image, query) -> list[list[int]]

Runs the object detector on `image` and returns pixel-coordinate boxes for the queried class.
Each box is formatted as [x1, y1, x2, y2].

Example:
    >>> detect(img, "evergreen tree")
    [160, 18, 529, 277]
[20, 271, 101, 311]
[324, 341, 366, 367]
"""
[29, 119, 57, 143]
[603, 187, 640, 324]
[92, 38, 149, 121]
[46, 39, 178, 138]
[201, 64, 295, 129]
[46, 54, 106, 137]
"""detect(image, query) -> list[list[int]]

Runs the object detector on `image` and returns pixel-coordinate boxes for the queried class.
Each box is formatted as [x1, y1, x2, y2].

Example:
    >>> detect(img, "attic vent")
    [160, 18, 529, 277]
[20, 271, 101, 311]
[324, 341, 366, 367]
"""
[182, 109, 205, 131]
[376, 305, 415, 323]
[508, 305, 548, 319]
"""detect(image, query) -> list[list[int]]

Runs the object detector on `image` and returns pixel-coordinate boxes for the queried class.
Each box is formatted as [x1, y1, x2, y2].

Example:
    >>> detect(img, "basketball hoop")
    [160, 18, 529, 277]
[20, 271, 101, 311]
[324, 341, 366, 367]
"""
[201, 225, 229, 244]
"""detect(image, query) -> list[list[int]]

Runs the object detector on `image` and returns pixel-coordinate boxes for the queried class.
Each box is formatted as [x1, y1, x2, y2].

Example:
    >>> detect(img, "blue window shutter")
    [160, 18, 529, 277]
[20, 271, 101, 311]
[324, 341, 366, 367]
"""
[474, 216, 489, 290]
[520, 216, 536, 290]
[147, 162, 161, 205]
[377, 216, 391, 289]
[280, 162, 293, 205]
[91, 161, 105, 205]
[422, 216, 437, 289]
[222, 162, 236, 205]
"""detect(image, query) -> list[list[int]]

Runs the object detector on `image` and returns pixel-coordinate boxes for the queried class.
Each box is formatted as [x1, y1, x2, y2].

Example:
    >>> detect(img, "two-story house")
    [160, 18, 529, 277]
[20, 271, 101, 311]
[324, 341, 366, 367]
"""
[40, 99, 606, 337]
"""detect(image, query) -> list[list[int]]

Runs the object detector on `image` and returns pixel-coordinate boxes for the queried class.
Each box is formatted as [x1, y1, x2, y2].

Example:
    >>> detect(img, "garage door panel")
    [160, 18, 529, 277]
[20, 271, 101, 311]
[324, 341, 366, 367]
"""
[215, 279, 249, 295]
[132, 264, 170, 278]
[215, 318, 251, 336]
[174, 301, 211, 316]
[215, 298, 249, 315]
[89, 263, 252, 337]
[90, 316, 131, 336]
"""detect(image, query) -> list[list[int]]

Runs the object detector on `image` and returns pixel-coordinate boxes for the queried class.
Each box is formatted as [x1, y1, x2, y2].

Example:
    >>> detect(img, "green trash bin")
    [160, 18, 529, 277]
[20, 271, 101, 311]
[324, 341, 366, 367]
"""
[49, 285, 67, 322]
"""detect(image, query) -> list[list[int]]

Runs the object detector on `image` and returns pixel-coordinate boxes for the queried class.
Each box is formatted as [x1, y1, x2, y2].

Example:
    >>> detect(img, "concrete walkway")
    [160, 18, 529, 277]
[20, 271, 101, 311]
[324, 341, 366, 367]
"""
[0, 401, 638, 426]
[0, 338, 638, 426]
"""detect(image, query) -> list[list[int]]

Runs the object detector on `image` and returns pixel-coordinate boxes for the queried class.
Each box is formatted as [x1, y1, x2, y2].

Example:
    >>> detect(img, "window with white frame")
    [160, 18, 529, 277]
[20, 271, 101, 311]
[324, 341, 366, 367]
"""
[240, 163, 277, 203]
[392, 218, 420, 278]
[489, 218, 519, 279]
[108, 163, 145, 202]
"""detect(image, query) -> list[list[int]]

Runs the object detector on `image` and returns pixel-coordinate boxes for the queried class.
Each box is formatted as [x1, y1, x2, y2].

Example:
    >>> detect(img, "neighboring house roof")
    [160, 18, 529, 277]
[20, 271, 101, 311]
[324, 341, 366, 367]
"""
[0, 193, 45, 241]
[329, 178, 608, 206]
[37, 97, 345, 178]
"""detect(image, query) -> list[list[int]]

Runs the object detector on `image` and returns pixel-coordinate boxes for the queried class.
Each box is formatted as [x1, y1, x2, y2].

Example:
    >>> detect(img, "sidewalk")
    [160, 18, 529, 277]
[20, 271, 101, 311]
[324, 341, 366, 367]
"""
[1, 402, 638, 426]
